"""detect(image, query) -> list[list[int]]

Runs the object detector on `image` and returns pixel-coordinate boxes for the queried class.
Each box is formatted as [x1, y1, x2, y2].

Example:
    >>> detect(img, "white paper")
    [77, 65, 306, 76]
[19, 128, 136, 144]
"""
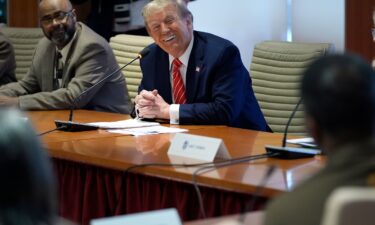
[286, 137, 317, 148]
[87, 119, 159, 129]
[107, 125, 188, 136]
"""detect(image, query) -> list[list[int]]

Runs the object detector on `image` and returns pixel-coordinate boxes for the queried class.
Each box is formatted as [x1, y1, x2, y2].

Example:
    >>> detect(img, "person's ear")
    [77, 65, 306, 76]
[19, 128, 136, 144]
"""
[71, 9, 77, 22]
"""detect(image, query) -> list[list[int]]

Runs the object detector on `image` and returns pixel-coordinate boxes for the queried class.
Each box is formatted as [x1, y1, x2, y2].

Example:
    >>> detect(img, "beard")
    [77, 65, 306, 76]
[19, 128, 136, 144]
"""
[50, 24, 76, 47]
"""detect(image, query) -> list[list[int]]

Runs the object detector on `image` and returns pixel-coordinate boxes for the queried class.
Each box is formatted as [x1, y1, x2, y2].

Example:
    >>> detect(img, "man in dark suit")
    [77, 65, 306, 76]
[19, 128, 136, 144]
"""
[0, 32, 16, 86]
[0, 0, 130, 114]
[264, 54, 375, 225]
[135, 0, 268, 131]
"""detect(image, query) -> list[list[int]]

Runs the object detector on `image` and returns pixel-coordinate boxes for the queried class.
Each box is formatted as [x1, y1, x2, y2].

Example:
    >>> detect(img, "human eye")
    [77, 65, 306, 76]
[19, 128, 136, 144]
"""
[55, 11, 67, 20]
[165, 16, 175, 25]
[151, 24, 160, 32]
[40, 15, 53, 24]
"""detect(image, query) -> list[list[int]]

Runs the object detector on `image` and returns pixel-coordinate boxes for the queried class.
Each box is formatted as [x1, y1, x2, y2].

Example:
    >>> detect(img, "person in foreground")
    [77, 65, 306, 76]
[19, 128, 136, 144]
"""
[134, 0, 268, 131]
[0, 0, 130, 114]
[0, 31, 17, 85]
[264, 54, 375, 225]
[0, 107, 73, 225]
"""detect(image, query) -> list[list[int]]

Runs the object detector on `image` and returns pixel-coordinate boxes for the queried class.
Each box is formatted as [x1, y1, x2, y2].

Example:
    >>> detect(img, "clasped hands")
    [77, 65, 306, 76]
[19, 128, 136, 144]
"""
[134, 89, 170, 120]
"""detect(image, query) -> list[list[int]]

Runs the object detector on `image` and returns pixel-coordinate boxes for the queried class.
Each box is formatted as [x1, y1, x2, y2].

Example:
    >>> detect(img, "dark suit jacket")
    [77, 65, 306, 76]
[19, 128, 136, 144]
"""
[139, 31, 268, 131]
[0, 32, 16, 86]
[0, 23, 130, 114]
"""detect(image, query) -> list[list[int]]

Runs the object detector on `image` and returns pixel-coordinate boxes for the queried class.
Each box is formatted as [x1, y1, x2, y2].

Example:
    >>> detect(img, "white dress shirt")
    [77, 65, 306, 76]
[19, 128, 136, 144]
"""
[168, 36, 194, 124]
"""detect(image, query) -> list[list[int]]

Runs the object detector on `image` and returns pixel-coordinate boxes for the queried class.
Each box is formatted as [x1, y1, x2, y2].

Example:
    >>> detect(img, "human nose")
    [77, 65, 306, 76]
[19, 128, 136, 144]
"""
[160, 23, 170, 33]
[52, 18, 62, 25]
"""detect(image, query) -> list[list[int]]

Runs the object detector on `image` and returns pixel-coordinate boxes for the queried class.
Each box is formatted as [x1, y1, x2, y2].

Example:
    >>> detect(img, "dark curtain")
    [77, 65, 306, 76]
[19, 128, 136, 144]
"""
[53, 158, 268, 225]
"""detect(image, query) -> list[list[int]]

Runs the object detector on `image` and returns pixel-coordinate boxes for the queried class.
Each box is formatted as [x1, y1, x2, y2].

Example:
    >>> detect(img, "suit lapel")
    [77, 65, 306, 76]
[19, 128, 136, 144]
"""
[155, 50, 173, 103]
[186, 32, 205, 103]
[61, 24, 82, 88]
[42, 44, 56, 92]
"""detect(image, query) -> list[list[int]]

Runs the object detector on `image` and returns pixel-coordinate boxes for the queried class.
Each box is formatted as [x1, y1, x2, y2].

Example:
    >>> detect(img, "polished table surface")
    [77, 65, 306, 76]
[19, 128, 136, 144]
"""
[28, 110, 324, 198]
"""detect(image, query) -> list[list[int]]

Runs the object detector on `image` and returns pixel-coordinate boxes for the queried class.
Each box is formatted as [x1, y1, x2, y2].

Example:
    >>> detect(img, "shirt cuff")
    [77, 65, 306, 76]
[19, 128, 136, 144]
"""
[169, 104, 180, 124]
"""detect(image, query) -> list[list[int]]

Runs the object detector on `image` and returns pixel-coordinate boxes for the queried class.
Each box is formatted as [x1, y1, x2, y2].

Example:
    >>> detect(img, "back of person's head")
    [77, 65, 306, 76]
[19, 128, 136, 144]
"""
[301, 53, 375, 142]
[0, 108, 56, 225]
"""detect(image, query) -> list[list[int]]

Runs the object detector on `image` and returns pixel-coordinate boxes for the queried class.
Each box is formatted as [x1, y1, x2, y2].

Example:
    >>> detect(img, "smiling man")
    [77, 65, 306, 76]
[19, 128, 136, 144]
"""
[135, 0, 268, 131]
[0, 0, 130, 114]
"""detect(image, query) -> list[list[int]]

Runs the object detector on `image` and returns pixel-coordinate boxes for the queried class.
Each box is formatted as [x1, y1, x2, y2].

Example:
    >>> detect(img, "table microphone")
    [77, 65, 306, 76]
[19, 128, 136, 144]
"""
[265, 98, 322, 159]
[55, 47, 150, 132]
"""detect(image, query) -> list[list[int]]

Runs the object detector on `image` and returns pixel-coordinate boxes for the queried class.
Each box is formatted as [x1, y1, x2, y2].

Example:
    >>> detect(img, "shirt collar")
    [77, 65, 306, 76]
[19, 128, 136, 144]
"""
[169, 35, 194, 69]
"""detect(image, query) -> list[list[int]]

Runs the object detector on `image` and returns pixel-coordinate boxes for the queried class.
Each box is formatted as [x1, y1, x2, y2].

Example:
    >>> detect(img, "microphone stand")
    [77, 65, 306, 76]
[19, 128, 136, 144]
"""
[54, 48, 150, 132]
[265, 98, 321, 159]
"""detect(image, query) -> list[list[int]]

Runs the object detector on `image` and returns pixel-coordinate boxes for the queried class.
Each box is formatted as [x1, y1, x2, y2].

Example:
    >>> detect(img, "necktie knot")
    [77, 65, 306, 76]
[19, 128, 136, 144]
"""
[173, 58, 182, 69]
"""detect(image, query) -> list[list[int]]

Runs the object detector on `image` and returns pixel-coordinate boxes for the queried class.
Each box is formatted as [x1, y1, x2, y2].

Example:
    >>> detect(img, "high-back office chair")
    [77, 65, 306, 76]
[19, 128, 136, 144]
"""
[109, 34, 154, 102]
[2, 27, 44, 80]
[321, 187, 375, 225]
[250, 41, 333, 135]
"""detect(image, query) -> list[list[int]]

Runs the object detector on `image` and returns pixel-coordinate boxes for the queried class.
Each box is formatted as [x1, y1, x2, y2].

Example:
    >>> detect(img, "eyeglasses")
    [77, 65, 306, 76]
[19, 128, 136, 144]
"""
[40, 10, 74, 26]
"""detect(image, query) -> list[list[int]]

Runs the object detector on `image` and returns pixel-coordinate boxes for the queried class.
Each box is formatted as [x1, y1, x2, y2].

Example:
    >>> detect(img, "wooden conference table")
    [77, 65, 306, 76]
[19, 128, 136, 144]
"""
[28, 110, 324, 225]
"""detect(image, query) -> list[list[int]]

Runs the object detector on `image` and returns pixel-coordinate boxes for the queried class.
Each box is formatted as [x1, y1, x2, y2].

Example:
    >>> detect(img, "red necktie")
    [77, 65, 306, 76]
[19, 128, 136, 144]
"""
[172, 58, 186, 104]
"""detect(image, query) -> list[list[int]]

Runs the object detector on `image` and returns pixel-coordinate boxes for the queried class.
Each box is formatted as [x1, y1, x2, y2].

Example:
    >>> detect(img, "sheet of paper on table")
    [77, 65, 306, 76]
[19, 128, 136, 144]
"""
[107, 125, 188, 136]
[286, 137, 317, 148]
[87, 119, 159, 129]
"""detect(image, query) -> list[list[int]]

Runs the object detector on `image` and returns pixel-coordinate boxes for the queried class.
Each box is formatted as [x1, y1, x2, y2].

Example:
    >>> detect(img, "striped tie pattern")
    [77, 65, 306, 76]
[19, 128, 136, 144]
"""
[172, 58, 186, 104]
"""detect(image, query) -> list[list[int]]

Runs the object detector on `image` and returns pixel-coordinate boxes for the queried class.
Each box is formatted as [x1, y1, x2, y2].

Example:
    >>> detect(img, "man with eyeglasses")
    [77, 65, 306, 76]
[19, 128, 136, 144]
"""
[0, 0, 130, 114]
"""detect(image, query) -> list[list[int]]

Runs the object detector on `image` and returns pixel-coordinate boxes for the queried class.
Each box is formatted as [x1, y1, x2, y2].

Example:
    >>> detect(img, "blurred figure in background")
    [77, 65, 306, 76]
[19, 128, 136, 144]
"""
[0, 107, 72, 225]
[264, 54, 375, 225]
[0, 31, 16, 85]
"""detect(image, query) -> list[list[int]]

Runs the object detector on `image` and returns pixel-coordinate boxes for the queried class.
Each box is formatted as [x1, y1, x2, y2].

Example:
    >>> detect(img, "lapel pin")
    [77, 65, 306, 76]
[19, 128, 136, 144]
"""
[195, 66, 200, 72]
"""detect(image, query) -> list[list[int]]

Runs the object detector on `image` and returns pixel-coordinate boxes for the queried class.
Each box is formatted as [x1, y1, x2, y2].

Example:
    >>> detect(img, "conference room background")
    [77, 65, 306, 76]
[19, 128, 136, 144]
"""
[4, 0, 375, 65]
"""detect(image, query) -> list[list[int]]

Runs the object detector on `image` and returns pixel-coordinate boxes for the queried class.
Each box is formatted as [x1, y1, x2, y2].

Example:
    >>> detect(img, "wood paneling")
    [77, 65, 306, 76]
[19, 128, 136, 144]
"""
[6, 0, 91, 28]
[8, 0, 39, 27]
[346, 0, 375, 62]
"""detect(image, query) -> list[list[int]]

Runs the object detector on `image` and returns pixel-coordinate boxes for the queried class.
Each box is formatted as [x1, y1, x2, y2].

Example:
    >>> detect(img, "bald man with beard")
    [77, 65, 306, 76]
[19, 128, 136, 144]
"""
[0, 0, 130, 114]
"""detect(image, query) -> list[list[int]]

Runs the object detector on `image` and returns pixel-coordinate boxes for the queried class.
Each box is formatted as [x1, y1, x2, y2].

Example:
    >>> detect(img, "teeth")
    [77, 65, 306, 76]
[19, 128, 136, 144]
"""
[164, 35, 175, 42]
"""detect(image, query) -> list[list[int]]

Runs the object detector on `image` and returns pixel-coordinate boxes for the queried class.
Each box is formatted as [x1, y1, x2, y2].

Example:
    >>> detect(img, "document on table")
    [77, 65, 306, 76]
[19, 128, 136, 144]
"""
[107, 125, 188, 136]
[87, 119, 159, 129]
[286, 137, 317, 148]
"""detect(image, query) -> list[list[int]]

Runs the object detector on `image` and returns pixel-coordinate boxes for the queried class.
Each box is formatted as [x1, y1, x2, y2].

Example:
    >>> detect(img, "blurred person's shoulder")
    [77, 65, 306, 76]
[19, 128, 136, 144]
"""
[55, 217, 78, 225]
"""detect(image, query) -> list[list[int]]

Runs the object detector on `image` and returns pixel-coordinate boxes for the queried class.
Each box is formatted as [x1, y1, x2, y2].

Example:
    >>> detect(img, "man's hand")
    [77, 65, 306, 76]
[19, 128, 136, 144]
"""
[135, 89, 170, 119]
[0, 96, 19, 107]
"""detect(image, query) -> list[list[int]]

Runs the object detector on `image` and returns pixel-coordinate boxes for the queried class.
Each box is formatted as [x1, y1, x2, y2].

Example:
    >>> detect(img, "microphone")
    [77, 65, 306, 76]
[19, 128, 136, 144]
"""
[265, 98, 322, 159]
[55, 47, 150, 132]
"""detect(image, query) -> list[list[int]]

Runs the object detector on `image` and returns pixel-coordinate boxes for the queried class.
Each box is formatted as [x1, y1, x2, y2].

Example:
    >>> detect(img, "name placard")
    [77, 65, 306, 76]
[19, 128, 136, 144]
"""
[168, 133, 231, 162]
[90, 208, 182, 225]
